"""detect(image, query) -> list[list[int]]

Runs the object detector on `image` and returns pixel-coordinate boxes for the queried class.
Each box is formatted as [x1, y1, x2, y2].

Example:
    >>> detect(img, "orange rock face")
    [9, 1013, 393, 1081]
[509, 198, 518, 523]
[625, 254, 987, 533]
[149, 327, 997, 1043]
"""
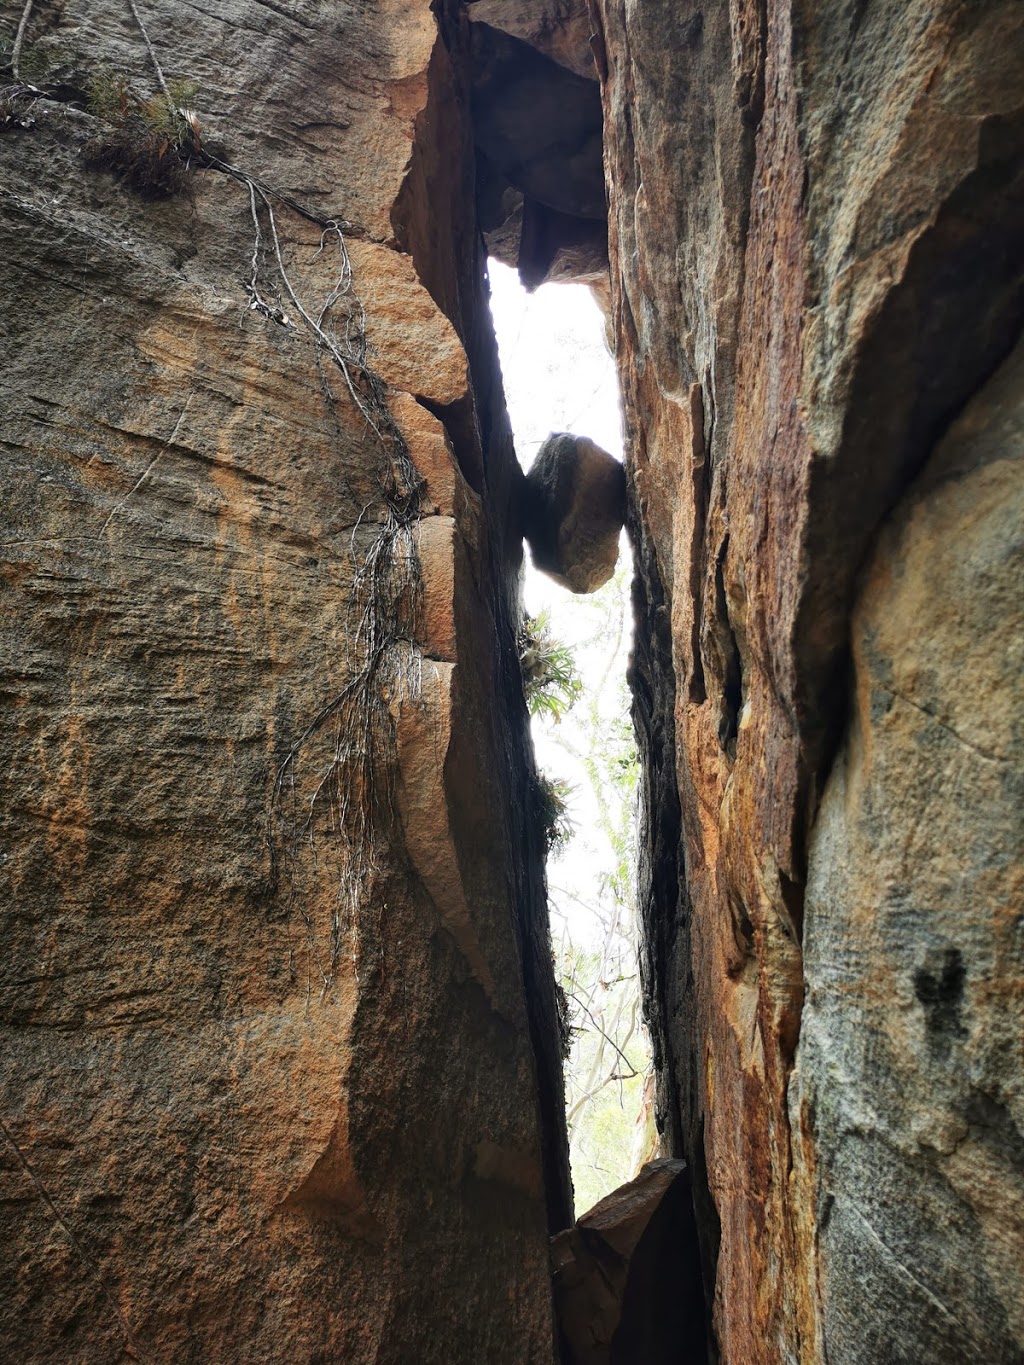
[593, 0, 1024, 1359]
[3, 0, 1021, 1360]
[0, 2, 569, 1360]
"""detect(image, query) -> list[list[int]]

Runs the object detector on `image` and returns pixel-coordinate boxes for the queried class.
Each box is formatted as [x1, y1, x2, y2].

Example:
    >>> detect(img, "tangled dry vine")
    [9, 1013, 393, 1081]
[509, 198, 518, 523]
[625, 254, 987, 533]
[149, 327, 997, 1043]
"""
[80, 0, 430, 994]
[222, 146, 426, 997]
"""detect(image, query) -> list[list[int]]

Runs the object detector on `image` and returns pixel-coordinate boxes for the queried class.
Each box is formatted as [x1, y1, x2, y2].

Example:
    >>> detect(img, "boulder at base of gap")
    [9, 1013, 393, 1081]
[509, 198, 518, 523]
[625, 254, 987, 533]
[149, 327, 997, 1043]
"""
[523, 432, 626, 592]
[551, 1158, 706, 1364]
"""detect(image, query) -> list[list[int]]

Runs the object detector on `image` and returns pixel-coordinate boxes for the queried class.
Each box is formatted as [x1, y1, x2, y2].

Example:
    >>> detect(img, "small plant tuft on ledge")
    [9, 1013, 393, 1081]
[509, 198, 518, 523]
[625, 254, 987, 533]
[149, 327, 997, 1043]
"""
[0, 24, 48, 129]
[534, 771, 575, 856]
[83, 72, 201, 196]
[519, 610, 582, 722]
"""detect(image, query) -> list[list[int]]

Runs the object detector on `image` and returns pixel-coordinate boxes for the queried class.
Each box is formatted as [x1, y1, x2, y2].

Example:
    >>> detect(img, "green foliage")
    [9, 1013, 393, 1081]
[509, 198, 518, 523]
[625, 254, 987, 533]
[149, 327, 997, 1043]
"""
[0, 43, 47, 85]
[83, 72, 202, 196]
[561, 971, 646, 1214]
[533, 771, 575, 855]
[519, 610, 582, 722]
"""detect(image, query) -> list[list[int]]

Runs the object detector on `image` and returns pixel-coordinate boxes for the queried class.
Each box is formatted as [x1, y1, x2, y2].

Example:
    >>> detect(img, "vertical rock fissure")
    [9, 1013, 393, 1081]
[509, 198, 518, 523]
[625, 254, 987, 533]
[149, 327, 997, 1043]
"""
[394, 0, 576, 1236]
[629, 494, 720, 1362]
[6, 1, 1019, 1360]
[463, 0, 724, 1347]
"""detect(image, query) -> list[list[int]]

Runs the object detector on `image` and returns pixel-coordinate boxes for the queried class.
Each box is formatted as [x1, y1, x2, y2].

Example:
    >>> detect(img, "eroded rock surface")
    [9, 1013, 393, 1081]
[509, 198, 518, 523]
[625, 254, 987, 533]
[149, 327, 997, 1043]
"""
[3, 0, 1022, 1360]
[793, 340, 1024, 1363]
[470, 5, 606, 290]
[590, 0, 1024, 1359]
[523, 432, 625, 593]
[470, 0, 596, 80]
[0, 2, 569, 1360]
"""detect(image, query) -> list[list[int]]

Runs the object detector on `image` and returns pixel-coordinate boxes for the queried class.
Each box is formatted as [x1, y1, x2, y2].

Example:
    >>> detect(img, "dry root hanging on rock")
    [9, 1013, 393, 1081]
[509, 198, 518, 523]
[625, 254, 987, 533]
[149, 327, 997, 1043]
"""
[249, 197, 426, 994]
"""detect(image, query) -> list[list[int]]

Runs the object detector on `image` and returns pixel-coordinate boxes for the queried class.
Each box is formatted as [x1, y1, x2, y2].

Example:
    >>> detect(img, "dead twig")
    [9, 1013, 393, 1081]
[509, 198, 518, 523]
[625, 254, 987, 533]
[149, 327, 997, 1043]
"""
[124, 0, 170, 102]
[96, 394, 194, 539]
[567, 989, 638, 1081]
[9, 0, 34, 81]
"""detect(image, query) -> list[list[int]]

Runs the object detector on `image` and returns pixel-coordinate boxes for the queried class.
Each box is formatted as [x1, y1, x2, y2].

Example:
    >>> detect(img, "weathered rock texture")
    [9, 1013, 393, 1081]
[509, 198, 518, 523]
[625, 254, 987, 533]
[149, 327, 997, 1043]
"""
[3, 0, 1023, 1361]
[0, 2, 570, 1360]
[591, 0, 1024, 1360]
[523, 432, 625, 593]
[793, 340, 1024, 1363]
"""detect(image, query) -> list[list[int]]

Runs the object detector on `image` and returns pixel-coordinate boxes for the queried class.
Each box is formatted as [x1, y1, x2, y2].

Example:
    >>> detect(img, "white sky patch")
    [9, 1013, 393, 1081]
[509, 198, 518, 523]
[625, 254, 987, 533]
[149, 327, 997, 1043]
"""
[487, 259, 623, 465]
[487, 258, 627, 952]
[488, 260, 650, 1211]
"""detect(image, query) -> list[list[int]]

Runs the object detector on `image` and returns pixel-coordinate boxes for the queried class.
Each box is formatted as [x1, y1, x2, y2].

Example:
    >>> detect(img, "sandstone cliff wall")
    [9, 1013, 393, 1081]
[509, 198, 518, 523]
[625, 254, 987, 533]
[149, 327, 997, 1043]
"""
[593, 0, 1023, 1360]
[2, 1, 1022, 1362]
[0, 3, 569, 1360]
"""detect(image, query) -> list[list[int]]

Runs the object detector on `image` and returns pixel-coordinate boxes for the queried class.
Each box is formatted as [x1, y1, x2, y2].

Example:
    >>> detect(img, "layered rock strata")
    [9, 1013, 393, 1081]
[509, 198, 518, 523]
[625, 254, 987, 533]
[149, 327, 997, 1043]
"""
[2, 0, 1022, 1362]
[0, 2, 569, 1360]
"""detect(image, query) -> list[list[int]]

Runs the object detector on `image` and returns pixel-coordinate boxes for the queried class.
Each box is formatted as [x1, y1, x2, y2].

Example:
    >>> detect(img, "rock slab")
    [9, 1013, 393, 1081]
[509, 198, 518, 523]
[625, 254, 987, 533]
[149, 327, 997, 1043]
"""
[0, 2, 567, 1360]
[551, 1159, 706, 1364]
[793, 339, 1024, 1363]
[592, 0, 1024, 1358]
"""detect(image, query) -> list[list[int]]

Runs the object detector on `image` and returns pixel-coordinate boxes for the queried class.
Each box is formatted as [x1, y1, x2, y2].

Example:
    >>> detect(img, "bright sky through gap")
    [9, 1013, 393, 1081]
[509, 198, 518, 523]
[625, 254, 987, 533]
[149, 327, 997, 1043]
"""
[488, 260, 650, 1211]
[487, 259, 623, 465]
[487, 258, 627, 953]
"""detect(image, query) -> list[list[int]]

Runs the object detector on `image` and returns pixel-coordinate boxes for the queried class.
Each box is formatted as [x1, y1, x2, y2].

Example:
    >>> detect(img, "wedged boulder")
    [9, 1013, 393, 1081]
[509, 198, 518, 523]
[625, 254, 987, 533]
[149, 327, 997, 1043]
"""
[469, 0, 598, 81]
[470, 21, 604, 221]
[523, 432, 626, 592]
[470, 16, 607, 291]
[551, 1159, 706, 1364]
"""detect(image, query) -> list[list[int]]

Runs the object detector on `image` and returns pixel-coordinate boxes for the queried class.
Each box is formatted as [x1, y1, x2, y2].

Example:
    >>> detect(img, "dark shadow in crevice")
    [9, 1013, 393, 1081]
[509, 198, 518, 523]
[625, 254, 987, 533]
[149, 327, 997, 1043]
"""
[709, 536, 743, 761]
[630, 505, 719, 1360]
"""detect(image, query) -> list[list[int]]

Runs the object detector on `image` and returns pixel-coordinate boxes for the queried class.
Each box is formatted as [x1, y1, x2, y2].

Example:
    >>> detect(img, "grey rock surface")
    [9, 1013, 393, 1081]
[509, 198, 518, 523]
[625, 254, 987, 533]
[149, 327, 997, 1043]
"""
[794, 339, 1024, 1364]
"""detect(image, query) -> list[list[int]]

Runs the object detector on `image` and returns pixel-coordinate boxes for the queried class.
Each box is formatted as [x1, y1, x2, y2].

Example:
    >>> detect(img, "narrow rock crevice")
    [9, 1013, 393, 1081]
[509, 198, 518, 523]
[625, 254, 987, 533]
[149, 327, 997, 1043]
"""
[3, 2, 1020, 1361]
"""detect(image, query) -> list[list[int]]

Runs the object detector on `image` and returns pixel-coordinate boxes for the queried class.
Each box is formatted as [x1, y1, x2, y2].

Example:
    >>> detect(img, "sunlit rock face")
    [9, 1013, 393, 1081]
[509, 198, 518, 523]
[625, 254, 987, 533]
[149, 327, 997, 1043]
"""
[0, 2, 570, 1360]
[523, 432, 626, 593]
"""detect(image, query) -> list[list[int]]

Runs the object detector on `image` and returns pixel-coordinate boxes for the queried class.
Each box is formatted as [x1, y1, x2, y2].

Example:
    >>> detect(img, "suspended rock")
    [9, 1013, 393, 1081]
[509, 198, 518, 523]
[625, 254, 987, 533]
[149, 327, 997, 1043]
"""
[470, 22, 605, 220]
[523, 432, 626, 592]
[551, 1159, 707, 1364]
[470, 0, 598, 81]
